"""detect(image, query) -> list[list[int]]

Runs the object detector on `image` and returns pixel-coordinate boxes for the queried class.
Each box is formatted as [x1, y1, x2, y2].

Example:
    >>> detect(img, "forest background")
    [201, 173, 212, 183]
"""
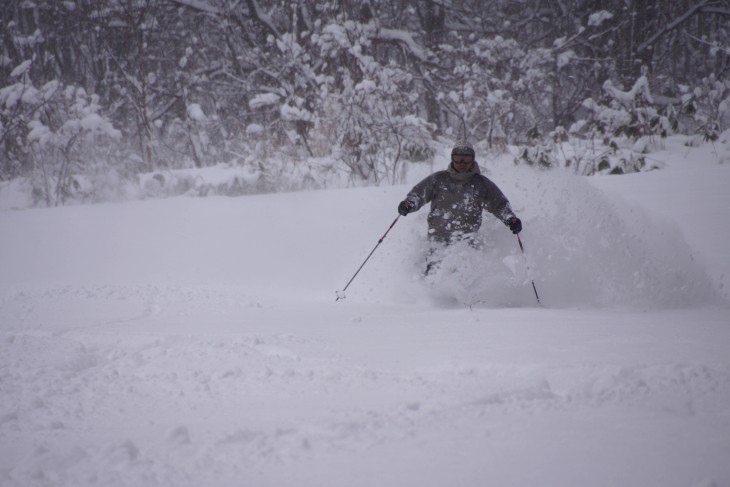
[1, 0, 729, 207]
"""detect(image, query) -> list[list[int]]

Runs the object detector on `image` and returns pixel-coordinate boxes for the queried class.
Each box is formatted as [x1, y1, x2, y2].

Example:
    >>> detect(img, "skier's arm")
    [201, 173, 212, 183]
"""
[404, 174, 438, 212]
[482, 178, 518, 225]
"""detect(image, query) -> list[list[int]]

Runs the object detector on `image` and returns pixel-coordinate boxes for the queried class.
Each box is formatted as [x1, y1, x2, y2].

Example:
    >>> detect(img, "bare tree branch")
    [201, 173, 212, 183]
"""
[636, 0, 710, 53]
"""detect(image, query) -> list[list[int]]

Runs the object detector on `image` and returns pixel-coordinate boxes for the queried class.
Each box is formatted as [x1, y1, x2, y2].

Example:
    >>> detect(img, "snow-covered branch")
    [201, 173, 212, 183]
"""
[603, 76, 654, 107]
[245, 0, 280, 40]
[169, 0, 219, 15]
[374, 28, 428, 62]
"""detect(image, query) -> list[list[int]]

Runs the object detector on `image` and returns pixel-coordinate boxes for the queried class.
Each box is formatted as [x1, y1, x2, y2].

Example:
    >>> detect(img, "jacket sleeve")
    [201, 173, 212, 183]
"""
[482, 177, 516, 224]
[404, 173, 439, 212]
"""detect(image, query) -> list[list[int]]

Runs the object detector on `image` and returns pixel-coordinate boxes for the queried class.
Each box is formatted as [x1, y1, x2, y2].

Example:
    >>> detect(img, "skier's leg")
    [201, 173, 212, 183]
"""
[425, 238, 447, 276]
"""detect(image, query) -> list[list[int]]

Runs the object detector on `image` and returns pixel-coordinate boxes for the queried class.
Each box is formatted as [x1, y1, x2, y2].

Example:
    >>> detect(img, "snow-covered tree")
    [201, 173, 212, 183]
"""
[2, 0, 730, 205]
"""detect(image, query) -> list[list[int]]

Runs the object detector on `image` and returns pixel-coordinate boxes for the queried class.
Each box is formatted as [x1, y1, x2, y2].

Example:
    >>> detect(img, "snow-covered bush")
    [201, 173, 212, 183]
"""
[516, 73, 673, 175]
[1, 61, 123, 206]
[679, 74, 730, 143]
[516, 118, 664, 176]
[575, 74, 677, 140]
[311, 20, 434, 185]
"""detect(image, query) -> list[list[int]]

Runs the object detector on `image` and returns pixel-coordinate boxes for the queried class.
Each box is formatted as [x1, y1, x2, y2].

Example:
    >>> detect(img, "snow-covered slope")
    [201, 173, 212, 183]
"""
[1, 137, 729, 487]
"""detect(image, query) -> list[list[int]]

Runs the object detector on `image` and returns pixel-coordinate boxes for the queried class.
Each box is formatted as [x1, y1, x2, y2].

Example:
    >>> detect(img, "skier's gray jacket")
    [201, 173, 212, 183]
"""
[405, 162, 516, 242]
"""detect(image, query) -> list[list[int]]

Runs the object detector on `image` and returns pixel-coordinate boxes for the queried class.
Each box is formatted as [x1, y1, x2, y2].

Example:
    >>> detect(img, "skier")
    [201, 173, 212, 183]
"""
[397, 140, 522, 274]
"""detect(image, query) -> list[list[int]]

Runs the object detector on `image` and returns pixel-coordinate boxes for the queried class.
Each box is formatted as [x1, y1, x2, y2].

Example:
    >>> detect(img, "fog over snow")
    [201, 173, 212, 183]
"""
[1, 135, 729, 487]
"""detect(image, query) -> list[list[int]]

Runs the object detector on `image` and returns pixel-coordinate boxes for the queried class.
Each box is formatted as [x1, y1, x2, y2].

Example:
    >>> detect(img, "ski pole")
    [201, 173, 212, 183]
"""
[336, 215, 400, 301]
[517, 234, 541, 305]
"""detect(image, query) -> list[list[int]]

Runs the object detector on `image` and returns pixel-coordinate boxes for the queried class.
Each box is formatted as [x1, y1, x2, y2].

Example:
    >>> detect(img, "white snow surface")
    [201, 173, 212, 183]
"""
[1, 137, 729, 487]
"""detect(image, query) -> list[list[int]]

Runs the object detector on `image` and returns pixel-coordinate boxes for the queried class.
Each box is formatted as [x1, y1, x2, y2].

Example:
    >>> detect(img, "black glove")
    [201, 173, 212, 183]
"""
[398, 200, 415, 216]
[507, 216, 522, 234]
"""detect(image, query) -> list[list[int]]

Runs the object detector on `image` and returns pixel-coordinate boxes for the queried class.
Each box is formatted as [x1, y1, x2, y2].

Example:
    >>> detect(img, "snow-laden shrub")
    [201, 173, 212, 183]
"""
[0, 60, 124, 206]
[516, 72, 688, 175]
[679, 74, 730, 143]
[311, 20, 435, 185]
[516, 129, 662, 176]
